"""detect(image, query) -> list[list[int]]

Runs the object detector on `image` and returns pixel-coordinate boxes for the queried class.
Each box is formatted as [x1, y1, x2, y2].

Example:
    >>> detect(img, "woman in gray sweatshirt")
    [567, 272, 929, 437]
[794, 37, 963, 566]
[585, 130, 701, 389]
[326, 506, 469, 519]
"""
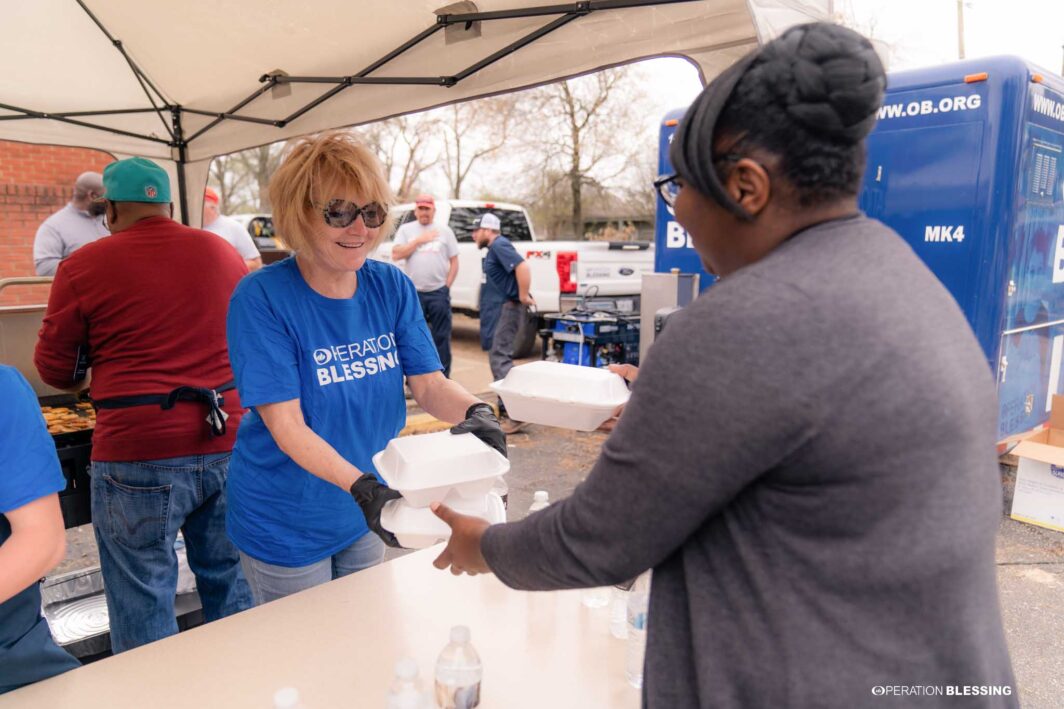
[431, 22, 1017, 709]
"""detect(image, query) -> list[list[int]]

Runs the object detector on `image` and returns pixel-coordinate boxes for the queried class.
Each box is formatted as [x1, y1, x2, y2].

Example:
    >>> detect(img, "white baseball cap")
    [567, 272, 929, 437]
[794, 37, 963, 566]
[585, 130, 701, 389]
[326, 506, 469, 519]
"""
[473, 212, 501, 231]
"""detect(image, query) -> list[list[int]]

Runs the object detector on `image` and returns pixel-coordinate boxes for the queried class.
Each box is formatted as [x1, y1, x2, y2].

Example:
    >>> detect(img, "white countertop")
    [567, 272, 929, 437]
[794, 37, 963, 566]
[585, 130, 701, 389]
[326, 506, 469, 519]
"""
[3, 546, 641, 708]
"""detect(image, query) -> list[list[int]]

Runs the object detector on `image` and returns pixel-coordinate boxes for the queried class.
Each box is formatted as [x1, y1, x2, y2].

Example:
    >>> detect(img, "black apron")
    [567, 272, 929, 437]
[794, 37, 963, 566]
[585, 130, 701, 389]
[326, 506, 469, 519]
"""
[92, 380, 235, 437]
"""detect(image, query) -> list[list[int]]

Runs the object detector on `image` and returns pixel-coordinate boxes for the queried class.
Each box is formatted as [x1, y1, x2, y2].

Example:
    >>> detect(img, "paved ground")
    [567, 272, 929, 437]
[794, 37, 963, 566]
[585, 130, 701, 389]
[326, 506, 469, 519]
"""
[60, 314, 1064, 706]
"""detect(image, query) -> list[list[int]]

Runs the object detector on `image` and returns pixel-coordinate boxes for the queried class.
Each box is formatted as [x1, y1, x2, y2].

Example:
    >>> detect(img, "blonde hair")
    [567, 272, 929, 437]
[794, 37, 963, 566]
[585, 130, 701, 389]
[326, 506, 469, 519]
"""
[269, 130, 395, 252]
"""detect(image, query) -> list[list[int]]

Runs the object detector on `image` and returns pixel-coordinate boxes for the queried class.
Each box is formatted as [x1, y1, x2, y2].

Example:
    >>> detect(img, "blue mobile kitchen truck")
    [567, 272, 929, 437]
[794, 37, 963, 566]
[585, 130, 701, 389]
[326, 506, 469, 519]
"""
[655, 56, 1064, 440]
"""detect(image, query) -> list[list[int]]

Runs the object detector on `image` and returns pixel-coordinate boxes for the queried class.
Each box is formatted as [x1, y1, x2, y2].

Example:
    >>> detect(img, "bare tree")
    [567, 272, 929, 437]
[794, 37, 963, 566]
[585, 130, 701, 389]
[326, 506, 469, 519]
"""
[357, 117, 441, 200]
[527, 68, 646, 238]
[232, 143, 286, 212]
[208, 141, 286, 214]
[439, 96, 518, 199]
[208, 154, 252, 214]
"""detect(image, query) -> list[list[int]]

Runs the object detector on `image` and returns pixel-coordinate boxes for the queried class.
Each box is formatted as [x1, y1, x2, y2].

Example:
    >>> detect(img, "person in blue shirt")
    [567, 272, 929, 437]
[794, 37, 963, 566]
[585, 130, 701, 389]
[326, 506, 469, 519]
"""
[0, 366, 80, 694]
[473, 212, 535, 433]
[226, 131, 506, 604]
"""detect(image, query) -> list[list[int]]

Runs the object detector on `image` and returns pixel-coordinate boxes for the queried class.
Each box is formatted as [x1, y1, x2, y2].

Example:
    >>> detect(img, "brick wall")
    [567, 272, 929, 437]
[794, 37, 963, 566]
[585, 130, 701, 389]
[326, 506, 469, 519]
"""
[0, 141, 114, 306]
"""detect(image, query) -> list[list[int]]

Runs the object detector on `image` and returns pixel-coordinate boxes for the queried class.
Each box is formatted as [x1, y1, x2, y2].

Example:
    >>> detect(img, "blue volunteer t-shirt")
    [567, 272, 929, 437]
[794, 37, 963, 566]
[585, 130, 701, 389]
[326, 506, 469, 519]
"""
[483, 236, 524, 302]
[0, 365, 80, 693]
[226, 258, 442, 567]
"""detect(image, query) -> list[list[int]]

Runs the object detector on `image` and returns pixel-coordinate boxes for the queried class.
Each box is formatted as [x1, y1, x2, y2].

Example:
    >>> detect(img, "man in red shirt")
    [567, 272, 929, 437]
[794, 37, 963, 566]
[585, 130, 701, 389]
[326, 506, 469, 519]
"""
[34, 157, 252, 652]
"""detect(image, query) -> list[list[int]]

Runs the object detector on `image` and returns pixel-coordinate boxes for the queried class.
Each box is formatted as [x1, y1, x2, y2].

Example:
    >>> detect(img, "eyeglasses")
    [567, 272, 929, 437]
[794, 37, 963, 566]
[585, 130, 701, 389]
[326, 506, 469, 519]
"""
[654, 173, 681, 208]
[654, 154, 745, 208]
[320, 198, 387, 229]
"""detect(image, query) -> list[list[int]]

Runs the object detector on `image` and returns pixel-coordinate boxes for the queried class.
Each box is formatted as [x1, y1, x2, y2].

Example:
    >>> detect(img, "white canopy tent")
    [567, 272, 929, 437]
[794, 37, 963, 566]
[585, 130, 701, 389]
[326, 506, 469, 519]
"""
[0, 0, 828, 227]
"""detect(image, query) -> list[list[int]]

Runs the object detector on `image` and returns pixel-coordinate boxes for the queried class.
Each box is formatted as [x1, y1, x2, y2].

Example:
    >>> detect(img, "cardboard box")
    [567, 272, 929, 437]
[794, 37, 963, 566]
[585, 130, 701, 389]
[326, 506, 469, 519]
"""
[1010, 395, 1064, 532]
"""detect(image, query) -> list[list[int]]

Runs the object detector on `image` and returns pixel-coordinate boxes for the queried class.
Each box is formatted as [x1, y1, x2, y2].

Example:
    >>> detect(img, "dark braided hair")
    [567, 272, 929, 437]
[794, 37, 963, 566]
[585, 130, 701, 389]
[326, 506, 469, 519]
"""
[671, 23, 885, 214]
[718, 23, 885, 206]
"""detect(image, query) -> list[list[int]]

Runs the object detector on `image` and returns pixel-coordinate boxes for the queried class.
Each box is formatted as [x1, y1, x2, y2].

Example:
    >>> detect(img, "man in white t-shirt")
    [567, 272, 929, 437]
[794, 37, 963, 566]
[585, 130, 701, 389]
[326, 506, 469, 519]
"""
[202, 188, 262, 271]
[391, 194, 460, 377]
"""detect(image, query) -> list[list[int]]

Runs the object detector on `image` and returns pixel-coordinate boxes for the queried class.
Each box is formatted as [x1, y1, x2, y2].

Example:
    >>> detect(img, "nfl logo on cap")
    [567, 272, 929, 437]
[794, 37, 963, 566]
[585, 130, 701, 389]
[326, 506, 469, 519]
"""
[102, 157, 172, 203]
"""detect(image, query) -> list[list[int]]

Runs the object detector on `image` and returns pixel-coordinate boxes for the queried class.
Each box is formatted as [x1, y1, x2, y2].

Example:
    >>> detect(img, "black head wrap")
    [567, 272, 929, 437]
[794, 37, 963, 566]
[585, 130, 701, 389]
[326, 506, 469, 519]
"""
[669, 22, 886, 218]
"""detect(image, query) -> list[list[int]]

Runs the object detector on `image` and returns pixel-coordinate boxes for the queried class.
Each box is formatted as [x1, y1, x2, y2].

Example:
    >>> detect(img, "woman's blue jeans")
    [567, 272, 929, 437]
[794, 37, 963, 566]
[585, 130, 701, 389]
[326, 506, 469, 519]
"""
[239, 532, 385, 606]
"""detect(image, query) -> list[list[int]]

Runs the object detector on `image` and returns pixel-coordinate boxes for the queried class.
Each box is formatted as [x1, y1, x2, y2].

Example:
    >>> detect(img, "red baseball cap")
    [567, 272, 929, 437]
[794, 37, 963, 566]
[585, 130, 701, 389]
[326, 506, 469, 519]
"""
[415, 194, 435, 207]
[204, 187, 220, 204]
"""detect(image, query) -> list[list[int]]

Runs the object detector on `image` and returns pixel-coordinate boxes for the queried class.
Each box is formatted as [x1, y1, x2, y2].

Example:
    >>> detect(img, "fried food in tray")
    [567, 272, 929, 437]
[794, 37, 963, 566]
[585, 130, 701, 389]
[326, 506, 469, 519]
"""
[41, 404, 96, 435]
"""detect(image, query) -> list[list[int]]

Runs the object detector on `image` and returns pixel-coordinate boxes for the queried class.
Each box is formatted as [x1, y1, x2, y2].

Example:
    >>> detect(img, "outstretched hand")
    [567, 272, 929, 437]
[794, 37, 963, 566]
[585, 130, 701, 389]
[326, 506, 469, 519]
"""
[607, 363, 639, 383]
[598, 364, 639, 431]
[431, 502, 492, 576]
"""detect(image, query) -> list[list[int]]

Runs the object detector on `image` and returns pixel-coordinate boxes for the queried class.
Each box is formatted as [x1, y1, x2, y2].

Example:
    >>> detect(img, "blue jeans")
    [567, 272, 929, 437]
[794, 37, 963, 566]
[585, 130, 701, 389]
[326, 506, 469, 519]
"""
[417, 286, 453, 377]
[90, 453, 253, 653]
[239, 532, 385, 605]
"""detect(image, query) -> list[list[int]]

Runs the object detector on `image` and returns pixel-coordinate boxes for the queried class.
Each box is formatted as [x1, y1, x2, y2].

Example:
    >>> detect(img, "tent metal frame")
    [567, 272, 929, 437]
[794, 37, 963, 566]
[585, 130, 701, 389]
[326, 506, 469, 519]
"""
[0, 0, 697, 220]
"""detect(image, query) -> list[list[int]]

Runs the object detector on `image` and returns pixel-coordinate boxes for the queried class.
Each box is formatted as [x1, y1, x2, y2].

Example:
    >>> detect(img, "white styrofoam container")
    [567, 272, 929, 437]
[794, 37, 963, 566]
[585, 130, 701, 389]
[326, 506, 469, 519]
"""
[490, 361, 630, 432]
[380, 492, 506, 549]
[372, 430, 509, 507]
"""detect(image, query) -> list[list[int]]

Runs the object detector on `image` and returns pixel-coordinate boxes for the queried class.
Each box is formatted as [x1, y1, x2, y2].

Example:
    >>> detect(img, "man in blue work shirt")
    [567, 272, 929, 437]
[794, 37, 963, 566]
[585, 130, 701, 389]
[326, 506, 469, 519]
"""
[0, 366, 80, 693]
[473, 212, 534, 433]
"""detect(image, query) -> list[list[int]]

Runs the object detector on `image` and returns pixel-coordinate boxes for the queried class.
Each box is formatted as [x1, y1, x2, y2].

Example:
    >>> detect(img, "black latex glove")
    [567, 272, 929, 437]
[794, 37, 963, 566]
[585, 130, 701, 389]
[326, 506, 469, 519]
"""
[451, 403, 507, 458]
[350, 473, 403, 548]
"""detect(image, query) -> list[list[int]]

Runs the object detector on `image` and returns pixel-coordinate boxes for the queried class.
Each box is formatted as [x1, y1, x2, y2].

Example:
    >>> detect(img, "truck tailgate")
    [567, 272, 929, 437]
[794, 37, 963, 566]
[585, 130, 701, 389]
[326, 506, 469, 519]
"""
[572, 242, 654, 296]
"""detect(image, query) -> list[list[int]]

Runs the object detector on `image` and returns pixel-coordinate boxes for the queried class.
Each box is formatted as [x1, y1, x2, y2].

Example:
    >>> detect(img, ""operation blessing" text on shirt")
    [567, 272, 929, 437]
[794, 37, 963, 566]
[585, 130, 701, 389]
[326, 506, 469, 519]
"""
[312, 333, 399, 386]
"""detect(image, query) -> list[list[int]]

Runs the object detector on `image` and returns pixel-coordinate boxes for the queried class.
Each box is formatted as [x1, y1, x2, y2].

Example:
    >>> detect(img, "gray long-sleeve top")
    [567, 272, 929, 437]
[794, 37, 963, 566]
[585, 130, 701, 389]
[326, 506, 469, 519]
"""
[482, 215, 1017, 708]
[33, 203, 109, 276]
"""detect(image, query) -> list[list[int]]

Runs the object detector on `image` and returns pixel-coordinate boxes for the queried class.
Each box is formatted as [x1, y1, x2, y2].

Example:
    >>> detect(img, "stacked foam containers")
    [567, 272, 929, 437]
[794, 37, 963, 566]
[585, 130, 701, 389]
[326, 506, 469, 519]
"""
[374, 430, 508, 549]
[376, 362, 630, 547]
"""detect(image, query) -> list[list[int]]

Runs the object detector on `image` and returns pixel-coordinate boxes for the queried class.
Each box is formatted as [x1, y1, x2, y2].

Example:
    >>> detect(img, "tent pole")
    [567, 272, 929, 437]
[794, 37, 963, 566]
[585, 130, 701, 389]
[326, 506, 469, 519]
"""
[172, 107, 190, 226]
[76, 0, 174, 140]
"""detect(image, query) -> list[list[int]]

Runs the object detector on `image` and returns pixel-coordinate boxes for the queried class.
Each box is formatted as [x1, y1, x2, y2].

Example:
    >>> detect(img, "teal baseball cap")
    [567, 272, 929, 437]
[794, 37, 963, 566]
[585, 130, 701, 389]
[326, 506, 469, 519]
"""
[102, 157, 171, 203]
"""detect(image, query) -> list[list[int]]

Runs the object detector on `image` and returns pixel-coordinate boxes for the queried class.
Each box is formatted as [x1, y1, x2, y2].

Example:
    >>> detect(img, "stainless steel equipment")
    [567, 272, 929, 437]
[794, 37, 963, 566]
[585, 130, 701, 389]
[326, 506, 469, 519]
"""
[638, 271, 700, 362]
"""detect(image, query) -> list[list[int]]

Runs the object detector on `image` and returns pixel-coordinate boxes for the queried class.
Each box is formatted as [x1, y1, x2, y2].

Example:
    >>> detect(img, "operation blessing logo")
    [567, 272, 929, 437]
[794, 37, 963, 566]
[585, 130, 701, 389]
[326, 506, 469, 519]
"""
[313, 332, 398, 386]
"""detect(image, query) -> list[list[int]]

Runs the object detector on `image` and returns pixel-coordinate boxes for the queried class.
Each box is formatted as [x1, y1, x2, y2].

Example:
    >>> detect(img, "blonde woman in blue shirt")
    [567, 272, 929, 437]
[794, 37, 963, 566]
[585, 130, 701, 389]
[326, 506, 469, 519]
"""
[226, 131, 505, 603]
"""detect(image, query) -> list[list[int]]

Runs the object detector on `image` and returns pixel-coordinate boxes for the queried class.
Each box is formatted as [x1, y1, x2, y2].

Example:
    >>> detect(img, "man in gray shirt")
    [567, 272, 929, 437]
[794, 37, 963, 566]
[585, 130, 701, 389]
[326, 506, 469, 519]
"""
[392, 194, 460, 376]
[429, 23, 1016, 708]
[33, 172, 109, 276]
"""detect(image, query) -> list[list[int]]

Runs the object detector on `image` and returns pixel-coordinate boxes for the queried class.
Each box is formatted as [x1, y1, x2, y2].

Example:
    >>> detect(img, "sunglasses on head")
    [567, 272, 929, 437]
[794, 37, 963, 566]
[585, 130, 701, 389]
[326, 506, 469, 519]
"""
[320, 198, 387, 229]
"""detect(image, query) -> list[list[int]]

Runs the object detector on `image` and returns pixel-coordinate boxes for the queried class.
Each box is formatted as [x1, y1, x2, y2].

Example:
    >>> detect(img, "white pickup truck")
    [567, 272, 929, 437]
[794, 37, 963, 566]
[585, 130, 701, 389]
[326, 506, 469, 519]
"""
[374, 199, 654, 356]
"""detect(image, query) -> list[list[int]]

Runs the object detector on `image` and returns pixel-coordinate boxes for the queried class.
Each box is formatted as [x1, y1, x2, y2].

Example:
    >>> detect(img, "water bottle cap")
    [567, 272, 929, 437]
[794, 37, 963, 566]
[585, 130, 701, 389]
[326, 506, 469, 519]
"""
[533, 491, 549, 503]
[450, 625, 471, 644]
[394, 657, 419, 680]
[273, 687, 300, 709]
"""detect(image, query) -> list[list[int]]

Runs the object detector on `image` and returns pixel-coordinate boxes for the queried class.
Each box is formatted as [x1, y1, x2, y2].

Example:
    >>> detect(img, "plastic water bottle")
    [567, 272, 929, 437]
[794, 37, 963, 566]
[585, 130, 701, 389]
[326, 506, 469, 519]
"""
[387, 658, 430, 709]
[581, 586, 610, 608]
[625, 571, 651, 688]
[435, 625, 482, 709]
[273, 687, 305, 709]
[609, 585, 629, 639]
[528, 490, 550, 513]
